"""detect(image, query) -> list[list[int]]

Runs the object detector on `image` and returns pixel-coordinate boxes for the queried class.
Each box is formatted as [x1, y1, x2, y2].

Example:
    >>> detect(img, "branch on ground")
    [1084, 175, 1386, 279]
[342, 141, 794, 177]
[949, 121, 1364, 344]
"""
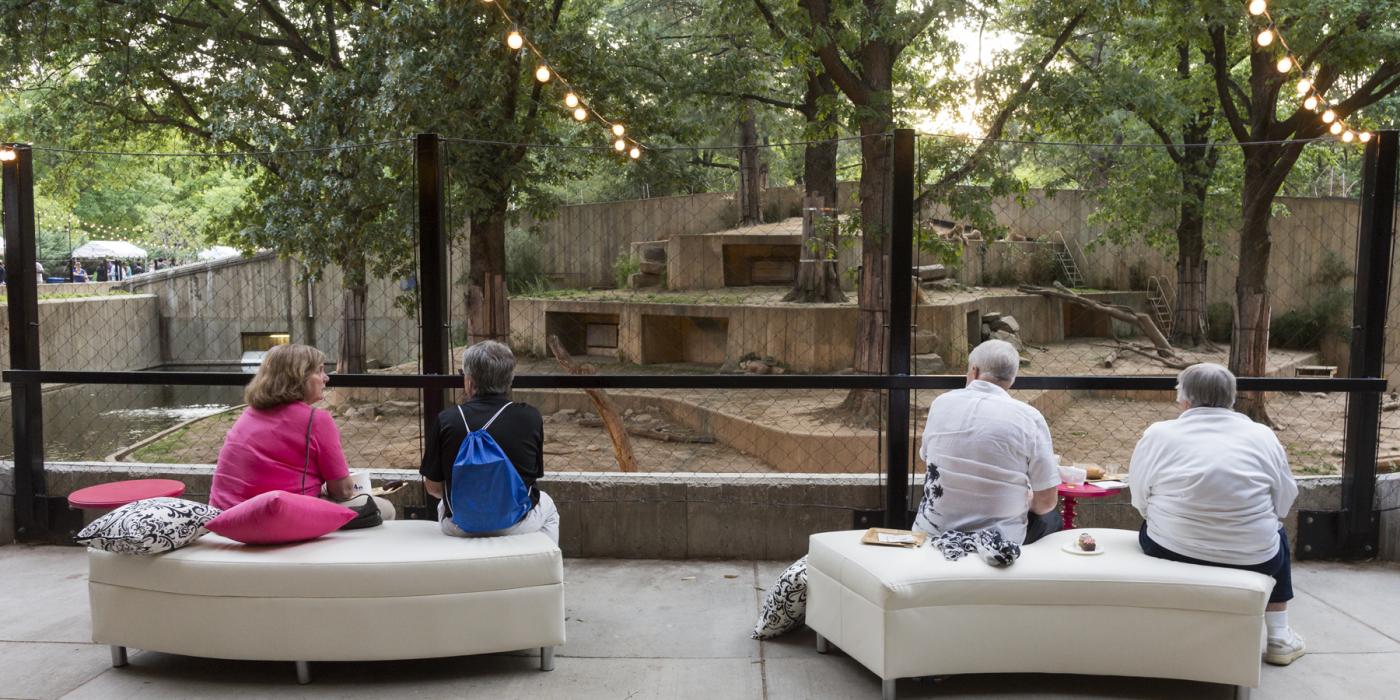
[546, 335, 638, 473]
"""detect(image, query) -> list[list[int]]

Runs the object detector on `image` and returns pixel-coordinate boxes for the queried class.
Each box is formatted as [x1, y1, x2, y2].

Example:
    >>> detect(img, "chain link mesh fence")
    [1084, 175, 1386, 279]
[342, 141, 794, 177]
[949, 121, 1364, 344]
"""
[2, 133, 1395, 515]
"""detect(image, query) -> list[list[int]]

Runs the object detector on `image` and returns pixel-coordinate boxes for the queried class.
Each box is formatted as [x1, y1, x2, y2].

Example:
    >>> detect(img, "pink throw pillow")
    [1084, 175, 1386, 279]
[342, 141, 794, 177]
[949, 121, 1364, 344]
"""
[205, 491, 355, 545]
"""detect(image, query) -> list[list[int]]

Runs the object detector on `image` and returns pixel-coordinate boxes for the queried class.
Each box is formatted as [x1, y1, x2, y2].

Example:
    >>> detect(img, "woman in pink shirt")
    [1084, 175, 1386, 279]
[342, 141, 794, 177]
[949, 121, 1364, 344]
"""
[209, 343, 377, 513]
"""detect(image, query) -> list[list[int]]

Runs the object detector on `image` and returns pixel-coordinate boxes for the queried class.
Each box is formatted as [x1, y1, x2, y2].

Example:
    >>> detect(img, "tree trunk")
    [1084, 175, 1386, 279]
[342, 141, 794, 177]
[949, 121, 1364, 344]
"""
[802, 72, 840, 208]
[467, 201, 510, 346]
[783, 194, 846, 303]
[1171, 162, 1210, 347]
[338, 259, 368, 374]
[737, 108, 763, 226]
[1229, 172, 1274, 423]
[839, 114, 894, 426]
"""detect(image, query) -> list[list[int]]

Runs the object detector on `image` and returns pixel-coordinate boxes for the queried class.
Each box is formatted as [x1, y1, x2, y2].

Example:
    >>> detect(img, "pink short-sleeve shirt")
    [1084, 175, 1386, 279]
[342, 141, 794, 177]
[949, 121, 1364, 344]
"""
[209, 402, 351, 510]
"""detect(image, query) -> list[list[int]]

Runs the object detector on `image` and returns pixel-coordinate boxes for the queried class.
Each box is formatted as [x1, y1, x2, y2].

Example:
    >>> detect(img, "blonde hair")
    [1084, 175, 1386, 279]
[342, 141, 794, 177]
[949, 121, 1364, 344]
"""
[244, 343, 326, 409]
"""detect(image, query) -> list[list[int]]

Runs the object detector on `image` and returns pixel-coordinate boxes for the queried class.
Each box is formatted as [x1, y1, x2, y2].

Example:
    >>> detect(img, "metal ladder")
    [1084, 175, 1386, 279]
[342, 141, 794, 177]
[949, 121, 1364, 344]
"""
[1147, 276, 1175, 336]
[1052, 232, 1085, 288]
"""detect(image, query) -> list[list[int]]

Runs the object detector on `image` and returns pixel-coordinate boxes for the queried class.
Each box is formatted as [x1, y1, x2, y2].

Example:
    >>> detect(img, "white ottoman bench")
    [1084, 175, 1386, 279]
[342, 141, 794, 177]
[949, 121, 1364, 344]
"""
[806, 528, 1271, 699]
[88, 520, 564, 683]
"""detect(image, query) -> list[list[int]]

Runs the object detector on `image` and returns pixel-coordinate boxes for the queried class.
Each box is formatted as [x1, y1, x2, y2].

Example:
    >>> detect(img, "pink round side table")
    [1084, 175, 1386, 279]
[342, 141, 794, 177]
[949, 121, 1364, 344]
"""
[1057, 482, 1113, 529]
[68, 479, 187, 511]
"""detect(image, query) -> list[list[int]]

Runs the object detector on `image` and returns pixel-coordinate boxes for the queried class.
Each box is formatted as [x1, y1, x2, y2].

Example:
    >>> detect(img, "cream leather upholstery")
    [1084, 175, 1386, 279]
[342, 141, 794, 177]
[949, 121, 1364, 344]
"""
[807, 528, 1271, 694]
[89, 520, 564, 667]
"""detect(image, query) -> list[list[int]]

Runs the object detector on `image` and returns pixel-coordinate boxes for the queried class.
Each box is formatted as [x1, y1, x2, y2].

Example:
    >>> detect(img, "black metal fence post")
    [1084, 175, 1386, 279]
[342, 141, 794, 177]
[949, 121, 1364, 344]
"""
[885, 129, 915, 528]
[416, 134, 450, 458]
[1338, 129, 1397, 558]
[2, 143, 48, 538]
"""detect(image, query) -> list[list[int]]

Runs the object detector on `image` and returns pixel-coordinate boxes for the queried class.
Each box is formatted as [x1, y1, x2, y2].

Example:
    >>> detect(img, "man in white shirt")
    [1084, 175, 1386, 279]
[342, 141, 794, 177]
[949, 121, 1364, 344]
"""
[913, 339, 1062, 545]
[1130, 362, 1303, 666]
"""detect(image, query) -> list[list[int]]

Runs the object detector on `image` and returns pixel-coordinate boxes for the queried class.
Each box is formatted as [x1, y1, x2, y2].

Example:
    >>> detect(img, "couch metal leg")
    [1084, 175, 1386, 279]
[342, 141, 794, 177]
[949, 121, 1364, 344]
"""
[815, 634, 829, 654]
[882, 678, 896, 700]
[295, 661, 311, 685]
[1234, 685, 1251, 700]
[110, 646, 127, 668]
[540, 646, 555, 672]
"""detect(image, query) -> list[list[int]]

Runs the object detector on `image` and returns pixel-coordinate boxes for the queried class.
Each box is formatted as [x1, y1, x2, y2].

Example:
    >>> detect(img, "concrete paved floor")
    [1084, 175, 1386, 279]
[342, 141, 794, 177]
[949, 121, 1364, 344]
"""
[1, 545, 1397, 699]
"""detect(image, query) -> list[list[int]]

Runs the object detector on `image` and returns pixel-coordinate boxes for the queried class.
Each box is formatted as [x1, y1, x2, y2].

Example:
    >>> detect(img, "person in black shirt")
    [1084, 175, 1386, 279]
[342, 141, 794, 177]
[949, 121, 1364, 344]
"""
[420, 340, 558, 543]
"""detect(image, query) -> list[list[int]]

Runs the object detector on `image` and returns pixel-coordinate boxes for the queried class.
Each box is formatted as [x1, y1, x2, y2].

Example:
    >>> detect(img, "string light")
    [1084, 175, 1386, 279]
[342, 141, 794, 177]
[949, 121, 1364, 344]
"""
[480, 0, 642, 159]
[1244, 3, 1368, 144]
[0, 147, 15, 162]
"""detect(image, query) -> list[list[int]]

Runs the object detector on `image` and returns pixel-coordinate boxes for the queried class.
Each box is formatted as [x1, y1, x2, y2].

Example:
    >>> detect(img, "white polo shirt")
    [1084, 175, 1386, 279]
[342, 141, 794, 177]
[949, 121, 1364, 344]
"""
[913, 380, 1060, 544]
[1130, 407, 1297, 565]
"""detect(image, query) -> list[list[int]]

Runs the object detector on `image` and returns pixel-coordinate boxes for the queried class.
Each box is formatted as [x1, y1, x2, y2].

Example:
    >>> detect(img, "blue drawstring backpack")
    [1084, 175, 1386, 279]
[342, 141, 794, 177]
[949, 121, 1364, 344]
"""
[446, 402, 534, 533]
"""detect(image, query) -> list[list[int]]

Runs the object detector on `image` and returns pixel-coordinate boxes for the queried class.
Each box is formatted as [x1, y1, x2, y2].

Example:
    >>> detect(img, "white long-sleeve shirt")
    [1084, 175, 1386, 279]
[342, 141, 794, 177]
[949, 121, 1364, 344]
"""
[1129, 407, 1298, 565]
[914, 380, 1060, 544]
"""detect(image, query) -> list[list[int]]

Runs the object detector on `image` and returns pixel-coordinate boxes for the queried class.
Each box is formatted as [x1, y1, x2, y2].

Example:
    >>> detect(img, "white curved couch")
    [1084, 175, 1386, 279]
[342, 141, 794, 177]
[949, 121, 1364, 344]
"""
[88, 520, 565, 683]
[806, 528, 1272, 699]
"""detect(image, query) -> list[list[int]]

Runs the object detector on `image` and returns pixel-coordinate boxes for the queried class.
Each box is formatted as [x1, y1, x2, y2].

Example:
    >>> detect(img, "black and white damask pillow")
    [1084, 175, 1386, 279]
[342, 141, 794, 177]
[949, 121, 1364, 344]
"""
[76, 497, 221, 555]
[752, 555, 808, 639]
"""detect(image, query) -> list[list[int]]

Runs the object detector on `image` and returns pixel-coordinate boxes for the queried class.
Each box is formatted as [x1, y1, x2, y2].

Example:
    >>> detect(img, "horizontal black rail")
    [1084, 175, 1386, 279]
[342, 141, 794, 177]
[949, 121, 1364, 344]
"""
[2, 369, 1387, 393]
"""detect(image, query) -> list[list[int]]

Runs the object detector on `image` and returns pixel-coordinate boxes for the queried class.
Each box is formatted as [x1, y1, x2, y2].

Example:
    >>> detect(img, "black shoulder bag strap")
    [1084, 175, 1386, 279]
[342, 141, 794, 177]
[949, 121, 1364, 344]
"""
[300, 407, 316, 495]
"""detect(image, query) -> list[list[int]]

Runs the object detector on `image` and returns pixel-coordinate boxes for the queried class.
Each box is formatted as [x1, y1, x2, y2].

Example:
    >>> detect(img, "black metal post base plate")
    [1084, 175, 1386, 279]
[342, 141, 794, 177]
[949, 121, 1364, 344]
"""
[1296, 509, 1382, 560]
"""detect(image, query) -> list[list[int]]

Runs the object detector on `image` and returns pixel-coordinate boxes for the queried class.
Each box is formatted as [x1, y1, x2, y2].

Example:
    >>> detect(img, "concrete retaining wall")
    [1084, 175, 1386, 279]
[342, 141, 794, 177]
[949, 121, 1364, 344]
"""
[9, 461, 1396, 561]
[0, 294, 161, 378]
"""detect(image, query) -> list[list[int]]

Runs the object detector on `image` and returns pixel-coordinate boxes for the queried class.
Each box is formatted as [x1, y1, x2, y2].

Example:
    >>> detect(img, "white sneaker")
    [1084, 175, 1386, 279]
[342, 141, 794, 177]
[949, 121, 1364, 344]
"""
[1264, 628, 1306, 666]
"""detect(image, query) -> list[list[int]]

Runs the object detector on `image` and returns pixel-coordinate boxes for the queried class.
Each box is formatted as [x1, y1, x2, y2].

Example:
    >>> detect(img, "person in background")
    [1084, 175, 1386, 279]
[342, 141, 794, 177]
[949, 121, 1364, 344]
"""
[913, 339, 1062, 546]
[209, 343, 396, 519]
[0, 260, 7, 286]
[1130, 362, 1303, 666]
[35, 260, 45, 284]
[96, 258, 110, 282]
[420, 340, 558, 543]
[72, 261, 88, 283]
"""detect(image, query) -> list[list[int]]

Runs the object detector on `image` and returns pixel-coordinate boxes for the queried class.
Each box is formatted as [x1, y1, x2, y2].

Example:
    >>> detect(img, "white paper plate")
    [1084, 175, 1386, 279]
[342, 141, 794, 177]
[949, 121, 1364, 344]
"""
[1062, 542, 1105, 556]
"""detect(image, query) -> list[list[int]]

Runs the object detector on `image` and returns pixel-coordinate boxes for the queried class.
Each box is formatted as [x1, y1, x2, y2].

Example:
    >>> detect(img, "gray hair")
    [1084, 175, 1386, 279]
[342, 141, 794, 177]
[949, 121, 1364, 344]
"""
[968, 339, 1020, 383]
[462, 340, 516, 396]
[1176, 363, 1236, 409]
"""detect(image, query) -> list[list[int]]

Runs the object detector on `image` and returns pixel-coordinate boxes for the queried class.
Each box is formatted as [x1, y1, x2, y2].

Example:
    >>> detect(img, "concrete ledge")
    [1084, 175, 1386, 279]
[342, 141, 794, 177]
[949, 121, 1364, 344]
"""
[6, 461, 1399, 561]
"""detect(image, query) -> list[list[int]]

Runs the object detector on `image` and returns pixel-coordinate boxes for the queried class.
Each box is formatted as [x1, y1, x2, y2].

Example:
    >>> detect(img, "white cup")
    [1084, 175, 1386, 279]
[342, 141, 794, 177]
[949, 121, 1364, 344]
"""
[1058, 465, 1087, 486]
[349, 471, 372, 495]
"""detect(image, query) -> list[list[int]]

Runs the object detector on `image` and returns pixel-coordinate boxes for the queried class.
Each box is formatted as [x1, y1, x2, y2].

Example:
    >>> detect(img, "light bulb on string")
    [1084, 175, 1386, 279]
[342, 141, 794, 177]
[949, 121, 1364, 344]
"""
[535, 65, 551, 83]
[0, 148, 15, 162]
[1304, 95, 1319, 111]
[1360, 132, 1373, 143]
[506, 30, 524, 50]
[1330, 121, 1344, 135]
[1248, 0, 1267, 15]
[573, 107, 588, 121]
[611, 124, 625, 137]
[613, 139, 626, 151]
[1276, 56, 1292, 73]
[1257, 29, 1274, 46]
[1296, 78, 1311, 95]
[1342, 130, 1355, 143]
[629, 147, 641, 159]
[1322, 109, 1336, 123]
[565, 93, 579, 108]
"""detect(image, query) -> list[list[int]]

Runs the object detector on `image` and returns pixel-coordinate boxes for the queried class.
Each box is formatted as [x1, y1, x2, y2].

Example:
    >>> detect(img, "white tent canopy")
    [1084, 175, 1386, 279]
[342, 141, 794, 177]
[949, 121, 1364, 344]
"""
[70, 240, 148, 260]
[196, 245, 241, 261]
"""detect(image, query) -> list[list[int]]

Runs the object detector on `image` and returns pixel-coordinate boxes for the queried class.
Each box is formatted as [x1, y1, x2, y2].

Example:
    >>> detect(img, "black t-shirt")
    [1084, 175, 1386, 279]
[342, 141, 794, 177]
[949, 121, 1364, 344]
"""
[420, 392, 544, 518]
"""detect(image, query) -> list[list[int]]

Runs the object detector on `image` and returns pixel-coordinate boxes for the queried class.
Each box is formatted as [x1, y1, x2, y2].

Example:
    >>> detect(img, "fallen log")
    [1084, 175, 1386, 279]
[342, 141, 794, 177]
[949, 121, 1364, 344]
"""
[547, 335, 638, 472]
[1018, 282, 1188, 368]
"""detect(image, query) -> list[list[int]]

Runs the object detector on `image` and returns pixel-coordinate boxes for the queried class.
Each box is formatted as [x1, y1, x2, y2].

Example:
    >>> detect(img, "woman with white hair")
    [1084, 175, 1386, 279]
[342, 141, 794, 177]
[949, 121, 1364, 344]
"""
[1129, 362, 1303, 665]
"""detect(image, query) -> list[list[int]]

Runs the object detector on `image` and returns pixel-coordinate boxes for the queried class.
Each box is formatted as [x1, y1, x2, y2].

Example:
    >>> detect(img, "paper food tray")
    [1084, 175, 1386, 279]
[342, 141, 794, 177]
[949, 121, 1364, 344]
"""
[860, 527, 928, 548]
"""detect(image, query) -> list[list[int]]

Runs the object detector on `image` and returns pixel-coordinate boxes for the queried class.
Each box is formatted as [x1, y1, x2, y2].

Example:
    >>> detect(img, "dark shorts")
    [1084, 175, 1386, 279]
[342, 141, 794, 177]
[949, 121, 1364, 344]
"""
[1138, 523, 1294, 603]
